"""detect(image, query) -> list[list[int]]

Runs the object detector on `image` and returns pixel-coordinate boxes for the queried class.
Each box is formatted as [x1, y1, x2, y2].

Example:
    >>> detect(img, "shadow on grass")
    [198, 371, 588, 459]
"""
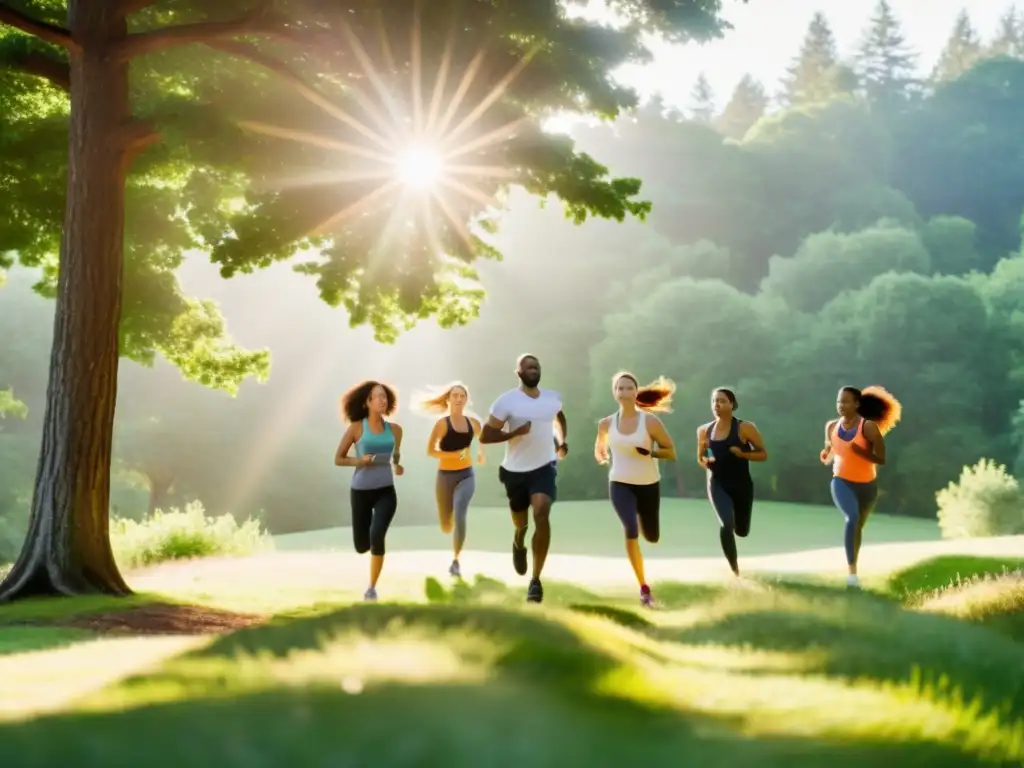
[0, 601, 1004, 767]
[659, 585, 1024, 720]
[886, 555, 1024, 599]
[0, 626, 96, 658]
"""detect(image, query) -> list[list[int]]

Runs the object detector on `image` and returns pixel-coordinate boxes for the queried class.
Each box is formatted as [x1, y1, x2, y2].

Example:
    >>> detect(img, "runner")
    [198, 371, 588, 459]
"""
[820, 385, 901, 589]
[334, 380, 404, 602]
[594, 372, 677, 607]
[480, 354, 567, 603]
[420, 382, 484, 579]
[696, 388, 768, 578]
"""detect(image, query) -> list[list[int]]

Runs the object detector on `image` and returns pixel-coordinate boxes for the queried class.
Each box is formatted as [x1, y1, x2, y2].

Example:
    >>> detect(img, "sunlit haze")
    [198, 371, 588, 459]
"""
[395, 147, 444, 188]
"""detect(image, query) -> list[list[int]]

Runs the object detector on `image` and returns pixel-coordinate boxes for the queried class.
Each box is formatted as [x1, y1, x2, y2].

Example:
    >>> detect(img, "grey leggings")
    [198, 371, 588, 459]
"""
[830, 477, 878, 566]
[436, 468, 476, 552]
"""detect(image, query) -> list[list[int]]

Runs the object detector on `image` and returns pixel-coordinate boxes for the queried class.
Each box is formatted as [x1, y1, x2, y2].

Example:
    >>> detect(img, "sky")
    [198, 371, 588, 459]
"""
[619, 0, 1012, 109]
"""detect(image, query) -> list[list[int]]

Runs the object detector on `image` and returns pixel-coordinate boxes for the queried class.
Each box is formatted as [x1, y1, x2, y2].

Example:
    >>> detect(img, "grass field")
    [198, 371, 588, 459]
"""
[275, 498, 941, 558]
[1, 502, 1023, 767]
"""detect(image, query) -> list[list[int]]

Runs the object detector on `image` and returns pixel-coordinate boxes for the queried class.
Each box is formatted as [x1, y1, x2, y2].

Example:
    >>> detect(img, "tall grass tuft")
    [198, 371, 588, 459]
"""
[111, 500, 273, 570]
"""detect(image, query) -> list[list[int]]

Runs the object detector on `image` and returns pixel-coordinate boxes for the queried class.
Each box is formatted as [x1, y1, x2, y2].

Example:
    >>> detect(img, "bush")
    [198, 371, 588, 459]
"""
[111, 500, 273, 570]
[936, 459, 1024, 539]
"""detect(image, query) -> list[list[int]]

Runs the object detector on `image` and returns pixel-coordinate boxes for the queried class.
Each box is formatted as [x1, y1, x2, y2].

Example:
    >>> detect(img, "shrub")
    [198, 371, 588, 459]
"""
[936, 459, 1024, 539]
[111, 500, 273, 570]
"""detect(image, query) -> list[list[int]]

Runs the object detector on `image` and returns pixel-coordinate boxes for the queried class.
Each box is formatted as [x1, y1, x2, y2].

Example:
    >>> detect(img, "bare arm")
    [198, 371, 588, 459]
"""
[391, 423, 404, 466]
[851, 420, 886, 465]
[480, 412, 530, 444]
[647, 415, 676, 461]
[555, 410, 568, 458]
[733, 422, 767, 462]
[334, 423, 365, 467]
[426, 419, 447, 459]
[821, 420, 837, 463]
[471, 418, 486, 464]
[594, 417, 611, 464]
[696, 424, 711, 468]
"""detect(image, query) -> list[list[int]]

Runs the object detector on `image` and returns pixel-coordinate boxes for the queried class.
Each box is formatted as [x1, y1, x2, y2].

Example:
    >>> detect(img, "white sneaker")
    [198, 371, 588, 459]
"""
[846, 574, 860, 589]
[364, 586, 378, 602]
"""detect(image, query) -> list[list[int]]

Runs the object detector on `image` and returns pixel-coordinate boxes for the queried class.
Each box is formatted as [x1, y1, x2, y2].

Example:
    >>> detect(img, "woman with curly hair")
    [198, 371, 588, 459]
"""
[696, 388, 768, 579]
[594, 372, 677, 608]
[419, 382, 485, 579]
[334, 380, 404, 601]
[820, 385, 902, 589]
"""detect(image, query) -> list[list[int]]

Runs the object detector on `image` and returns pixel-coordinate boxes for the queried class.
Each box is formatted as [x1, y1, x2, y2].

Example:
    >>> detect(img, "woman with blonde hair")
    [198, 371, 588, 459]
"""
[421, 382, 484, 578]
[594, 372, 677, 608]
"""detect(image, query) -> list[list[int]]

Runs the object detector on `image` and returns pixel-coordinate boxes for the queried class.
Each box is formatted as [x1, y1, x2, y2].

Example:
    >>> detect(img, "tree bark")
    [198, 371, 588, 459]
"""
[0, 1, 132, 601]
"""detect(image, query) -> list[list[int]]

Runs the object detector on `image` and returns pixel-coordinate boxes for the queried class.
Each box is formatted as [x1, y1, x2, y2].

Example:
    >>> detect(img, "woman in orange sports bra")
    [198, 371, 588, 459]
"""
[820, 385, 902, 589]
[420, 382, 485, 579]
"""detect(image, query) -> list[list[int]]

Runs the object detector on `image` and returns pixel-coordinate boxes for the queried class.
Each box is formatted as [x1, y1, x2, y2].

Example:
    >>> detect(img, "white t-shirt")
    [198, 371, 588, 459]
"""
[489, 388, 562, 472]
[607, 411, 660, 485]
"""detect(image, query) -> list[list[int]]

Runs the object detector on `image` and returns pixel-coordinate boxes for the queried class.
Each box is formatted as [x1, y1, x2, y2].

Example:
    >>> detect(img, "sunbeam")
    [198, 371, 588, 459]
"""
[238, 8, 539, 280]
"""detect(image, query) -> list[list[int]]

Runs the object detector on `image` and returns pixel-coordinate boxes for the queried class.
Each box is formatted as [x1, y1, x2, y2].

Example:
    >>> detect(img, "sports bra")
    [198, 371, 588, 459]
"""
[438, 416, 474, 452]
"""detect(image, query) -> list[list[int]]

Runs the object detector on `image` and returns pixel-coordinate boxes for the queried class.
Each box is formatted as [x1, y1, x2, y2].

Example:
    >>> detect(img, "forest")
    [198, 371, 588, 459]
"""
[4, 2, 1024, 559]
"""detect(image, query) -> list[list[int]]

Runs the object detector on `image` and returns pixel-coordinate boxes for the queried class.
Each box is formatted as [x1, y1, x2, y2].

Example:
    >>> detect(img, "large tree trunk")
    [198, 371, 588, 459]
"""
[0, 2, 132, 601]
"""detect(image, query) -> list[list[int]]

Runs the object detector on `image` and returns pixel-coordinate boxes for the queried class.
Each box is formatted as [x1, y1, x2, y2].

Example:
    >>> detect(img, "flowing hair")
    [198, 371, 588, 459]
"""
[339, 380, 398, 423]
[414, 382, 472, 416]
[842, 385, 902, 434]
[612, 372, 676, 413]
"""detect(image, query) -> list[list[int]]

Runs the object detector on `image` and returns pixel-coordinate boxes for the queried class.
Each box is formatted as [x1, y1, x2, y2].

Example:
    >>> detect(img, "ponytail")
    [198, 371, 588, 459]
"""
[612, 372, 675, 413]
[414, 382, 470, 415]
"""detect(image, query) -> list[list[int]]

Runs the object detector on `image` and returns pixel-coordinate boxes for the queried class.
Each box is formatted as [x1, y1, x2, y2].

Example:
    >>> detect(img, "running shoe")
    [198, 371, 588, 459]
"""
[846, 574, 861, 590]
[512, 532, 528, 576]
[363, 586, 378, 602]
[526, 578, 543, 603]
[640, 584, 654, 609]
[449, 559, 461, 578]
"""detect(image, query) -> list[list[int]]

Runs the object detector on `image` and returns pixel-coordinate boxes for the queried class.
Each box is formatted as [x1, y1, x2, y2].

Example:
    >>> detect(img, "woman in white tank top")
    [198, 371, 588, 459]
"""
[594, 372, 677, 608]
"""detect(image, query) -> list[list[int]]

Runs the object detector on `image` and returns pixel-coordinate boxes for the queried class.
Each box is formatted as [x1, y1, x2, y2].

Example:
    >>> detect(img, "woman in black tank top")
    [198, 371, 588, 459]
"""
[420, 383, 484, 579]
[695, 388, 768, 577]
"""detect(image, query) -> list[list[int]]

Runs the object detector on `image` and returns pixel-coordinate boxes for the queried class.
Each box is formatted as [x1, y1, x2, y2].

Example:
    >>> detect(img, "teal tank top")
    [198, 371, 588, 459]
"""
[351, 419, 396, 490]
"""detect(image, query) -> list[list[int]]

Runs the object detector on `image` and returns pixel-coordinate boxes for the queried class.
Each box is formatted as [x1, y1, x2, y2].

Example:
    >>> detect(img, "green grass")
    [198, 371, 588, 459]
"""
[275, 498, 941, 558]
[2, 540, 1024, 766]
[2, 571, 1024, 766]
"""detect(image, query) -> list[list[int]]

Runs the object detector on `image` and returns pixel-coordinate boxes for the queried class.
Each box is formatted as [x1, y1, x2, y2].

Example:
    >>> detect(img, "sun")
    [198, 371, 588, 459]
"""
[395, 146, 443, 188]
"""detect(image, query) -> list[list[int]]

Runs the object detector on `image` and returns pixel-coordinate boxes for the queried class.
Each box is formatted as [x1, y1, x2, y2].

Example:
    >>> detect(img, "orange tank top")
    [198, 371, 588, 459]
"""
[830, 418, 876, 483]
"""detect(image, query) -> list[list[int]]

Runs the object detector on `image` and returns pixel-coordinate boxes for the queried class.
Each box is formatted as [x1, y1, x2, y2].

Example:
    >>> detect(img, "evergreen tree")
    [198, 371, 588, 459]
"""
[933, 9, 984, 83]
[989, 5, 1023, 58]
[688, 72, 716, 123]
[716, 74, 768, 139]
[855, 0, 919, 109]
[782, 13, 849, 106]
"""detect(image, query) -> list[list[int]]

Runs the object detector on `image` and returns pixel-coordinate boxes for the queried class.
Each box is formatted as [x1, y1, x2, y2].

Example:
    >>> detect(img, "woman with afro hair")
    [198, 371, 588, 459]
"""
[820, 385, 902, 589]
[335, 380, 404, 601]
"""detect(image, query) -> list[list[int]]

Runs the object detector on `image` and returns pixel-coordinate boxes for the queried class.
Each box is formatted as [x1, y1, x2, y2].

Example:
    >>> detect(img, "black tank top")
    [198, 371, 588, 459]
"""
[706, 417, 752, 483]
[438, 417, 474, 452]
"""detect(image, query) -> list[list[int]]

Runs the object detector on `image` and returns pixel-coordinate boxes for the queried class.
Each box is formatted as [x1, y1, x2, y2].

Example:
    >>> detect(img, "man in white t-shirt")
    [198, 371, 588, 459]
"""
[480, 353, 568, 603]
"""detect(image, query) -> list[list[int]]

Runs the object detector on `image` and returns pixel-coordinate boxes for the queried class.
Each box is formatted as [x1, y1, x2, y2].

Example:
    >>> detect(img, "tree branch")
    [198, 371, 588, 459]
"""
[0, 2, 77, 51]
[114, 1, 279, 60]
[120, 119, 163, 169]
[1, 47, 70, 90]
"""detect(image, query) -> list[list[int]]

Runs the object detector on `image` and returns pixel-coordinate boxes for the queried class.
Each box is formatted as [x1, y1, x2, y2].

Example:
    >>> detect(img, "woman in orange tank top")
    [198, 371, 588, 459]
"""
[419, 382, 484, 579]
[820, 385, 902, 589]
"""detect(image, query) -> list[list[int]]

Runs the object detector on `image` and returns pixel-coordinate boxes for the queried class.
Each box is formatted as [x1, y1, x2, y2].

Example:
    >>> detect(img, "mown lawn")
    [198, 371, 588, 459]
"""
[274, 498, 941, 558]
[0, 550, 1021, 767]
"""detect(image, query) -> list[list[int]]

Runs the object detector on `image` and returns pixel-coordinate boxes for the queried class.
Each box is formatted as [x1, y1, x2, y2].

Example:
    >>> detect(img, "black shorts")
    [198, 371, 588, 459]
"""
[609, 481, 661, 541]
[498, 461, 557, 512]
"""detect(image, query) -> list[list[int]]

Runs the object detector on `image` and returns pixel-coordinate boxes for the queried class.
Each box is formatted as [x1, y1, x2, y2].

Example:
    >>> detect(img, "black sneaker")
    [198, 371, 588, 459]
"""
[526, 578, 543, 603]
[512, 533, 528, 576]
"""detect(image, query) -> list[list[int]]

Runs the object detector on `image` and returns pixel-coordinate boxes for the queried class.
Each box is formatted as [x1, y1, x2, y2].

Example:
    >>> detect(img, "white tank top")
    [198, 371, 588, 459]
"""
[607, 411, 660, 485]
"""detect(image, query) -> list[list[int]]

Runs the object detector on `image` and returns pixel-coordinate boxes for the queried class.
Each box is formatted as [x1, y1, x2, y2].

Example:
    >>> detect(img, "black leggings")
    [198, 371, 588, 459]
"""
[707, 475, 753, 573]
[351, 485, 397, 556]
